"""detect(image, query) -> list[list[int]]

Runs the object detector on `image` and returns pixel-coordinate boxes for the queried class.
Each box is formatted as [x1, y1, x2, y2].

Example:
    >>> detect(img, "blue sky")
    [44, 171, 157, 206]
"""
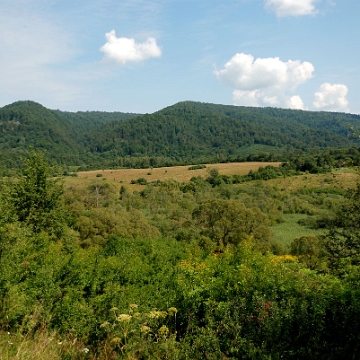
[0, 0, 359, 114]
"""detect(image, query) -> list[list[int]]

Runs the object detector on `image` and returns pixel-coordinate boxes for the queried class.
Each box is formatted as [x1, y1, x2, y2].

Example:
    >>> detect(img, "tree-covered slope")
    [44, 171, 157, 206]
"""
[0, 101, 82, 167]
[1, 100, 359, 169]
[87, 101, 359, 162]
[0, 101, 139, 168]
[55, 109, 140, 133]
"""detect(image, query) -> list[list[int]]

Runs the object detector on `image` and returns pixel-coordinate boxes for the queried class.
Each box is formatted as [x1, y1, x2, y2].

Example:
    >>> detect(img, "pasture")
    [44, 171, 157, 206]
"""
[74, 162, 281, 186]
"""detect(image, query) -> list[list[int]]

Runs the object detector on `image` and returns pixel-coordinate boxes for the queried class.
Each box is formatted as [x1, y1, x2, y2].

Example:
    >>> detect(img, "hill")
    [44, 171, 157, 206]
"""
[86, 101, 360, 166]
[0, 101, 139, 168]
[0, 100, 359, 169]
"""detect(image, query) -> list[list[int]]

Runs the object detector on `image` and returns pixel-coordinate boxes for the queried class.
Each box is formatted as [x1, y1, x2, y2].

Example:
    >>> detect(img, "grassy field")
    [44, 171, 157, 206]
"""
[263, 172, 359, 247]
[70, 162, 281, 190]
[266, 172, 359, 192]
[271, 214, 327, 248]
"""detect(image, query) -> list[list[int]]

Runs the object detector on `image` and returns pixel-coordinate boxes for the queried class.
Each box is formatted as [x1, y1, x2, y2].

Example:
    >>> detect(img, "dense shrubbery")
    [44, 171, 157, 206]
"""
[1, 152, 360, 358]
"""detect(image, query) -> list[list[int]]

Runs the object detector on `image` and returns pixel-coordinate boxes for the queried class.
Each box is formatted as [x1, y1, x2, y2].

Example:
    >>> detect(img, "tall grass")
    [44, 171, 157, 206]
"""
[271, 214, 326, 247]
[0, 330, 89, 360]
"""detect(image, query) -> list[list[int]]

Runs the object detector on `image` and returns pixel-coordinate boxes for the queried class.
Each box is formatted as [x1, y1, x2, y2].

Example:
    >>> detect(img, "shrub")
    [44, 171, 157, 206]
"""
[188, 164, 206, 170]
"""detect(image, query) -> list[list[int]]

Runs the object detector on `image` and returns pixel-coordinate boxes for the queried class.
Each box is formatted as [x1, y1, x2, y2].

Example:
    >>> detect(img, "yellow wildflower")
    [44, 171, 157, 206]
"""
[111, 337, 121, 344]
[158, 325, 169, 337]
[140, 325, 151, 333]
[168, 307, 178, 315]
[117, 314, 132, 322]
[148, 310, 167, 319]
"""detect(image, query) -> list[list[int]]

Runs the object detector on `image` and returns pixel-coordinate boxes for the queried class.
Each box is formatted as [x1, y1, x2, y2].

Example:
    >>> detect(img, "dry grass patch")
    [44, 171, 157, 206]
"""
[266, 172, 360, 192]
[76, 162, 281, 185]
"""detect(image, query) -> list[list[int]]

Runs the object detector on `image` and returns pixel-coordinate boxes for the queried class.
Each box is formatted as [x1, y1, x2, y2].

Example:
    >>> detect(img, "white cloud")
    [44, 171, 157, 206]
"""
[287, 95, 305, 110]
[100, 30, 162, 65]
[233, 90, 260, 107]
[215, 53, 313, 109]
[264, 0, 319, 17]
[313, 83, 349, 112]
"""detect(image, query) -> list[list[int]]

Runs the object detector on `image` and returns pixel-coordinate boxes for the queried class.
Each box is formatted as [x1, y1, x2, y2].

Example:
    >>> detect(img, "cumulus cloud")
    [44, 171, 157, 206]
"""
[215, 53, 313, 109]
[100, 30, 162, 65]
[287, 95, 305, 110]
[313, 83, 349, 112]
[265, 0, 319, 17]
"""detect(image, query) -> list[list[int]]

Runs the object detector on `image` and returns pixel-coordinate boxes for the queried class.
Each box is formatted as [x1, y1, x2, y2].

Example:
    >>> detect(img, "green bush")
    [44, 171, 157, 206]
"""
[130, 177, 148, 185]
[188, 164, 206, 170]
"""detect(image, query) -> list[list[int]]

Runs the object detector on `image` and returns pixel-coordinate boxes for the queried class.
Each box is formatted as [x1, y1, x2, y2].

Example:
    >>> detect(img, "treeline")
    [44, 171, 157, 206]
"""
[73, 145, 360, 174]
[1, 152, 360, 358]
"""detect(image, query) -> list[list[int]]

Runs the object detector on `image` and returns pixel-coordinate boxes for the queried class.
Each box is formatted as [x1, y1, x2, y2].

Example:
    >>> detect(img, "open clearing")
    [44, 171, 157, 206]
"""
[266, 171, 359, 192]
[76, 162, 281, 185]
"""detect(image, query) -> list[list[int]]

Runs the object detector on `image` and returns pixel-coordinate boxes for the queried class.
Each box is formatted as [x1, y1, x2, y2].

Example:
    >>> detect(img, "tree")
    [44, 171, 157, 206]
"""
[88, 180, 115, 208]
[192, 199, 270, 250]
[290, 235, 324, 270]
[9, 151, 67, 237]
[324, 182, 360, 273]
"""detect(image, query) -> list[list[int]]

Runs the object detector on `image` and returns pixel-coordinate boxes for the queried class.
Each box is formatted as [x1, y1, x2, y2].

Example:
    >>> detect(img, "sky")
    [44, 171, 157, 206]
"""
[0, 0, 359, 114]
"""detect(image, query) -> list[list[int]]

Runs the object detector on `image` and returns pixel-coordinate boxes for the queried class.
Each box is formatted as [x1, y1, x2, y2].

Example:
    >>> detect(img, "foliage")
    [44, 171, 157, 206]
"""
[193, 199, 271, 250]
[8, 151, 68, 237]
[130, 177, 148, 185]
[1, 100, 360, 170]
[290, 235, 326, 270]
[324, 182, 360, 274]
[175, 244, 360, 359]
[188, 164, 206, 170]
[86, 101, 360, 169]
[1, 151, 360, 358]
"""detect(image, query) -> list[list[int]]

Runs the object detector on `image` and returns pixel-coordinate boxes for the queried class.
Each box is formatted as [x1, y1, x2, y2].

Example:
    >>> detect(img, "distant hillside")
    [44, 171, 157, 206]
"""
[56, 109, 140, 133]
[0, 100, 359, 169]
[0, 101, 139, 168]
[86, 101, 360, 166]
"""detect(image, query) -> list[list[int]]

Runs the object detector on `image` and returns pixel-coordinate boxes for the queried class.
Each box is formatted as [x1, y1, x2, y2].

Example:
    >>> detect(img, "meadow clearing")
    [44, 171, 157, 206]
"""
[71, 162, 359, 192]
[73, 162, 281, 188]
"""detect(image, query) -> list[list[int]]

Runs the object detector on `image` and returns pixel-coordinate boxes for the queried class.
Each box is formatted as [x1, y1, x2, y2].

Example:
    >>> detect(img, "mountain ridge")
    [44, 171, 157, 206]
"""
[0, 100, 359, 169]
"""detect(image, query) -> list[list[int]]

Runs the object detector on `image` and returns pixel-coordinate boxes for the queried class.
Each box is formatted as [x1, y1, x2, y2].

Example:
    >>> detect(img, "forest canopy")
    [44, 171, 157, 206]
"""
[0, 100, 359, 170]
[1, 150, 360, 358]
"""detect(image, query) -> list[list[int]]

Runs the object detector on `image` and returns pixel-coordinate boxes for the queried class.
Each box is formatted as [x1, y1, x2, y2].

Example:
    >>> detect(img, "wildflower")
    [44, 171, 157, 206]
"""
[158, 325, 169, 338]
[100, 321, 110, 328]
[129, 304, 138, 310]
[141, 325, 151, 333]
[110, 307, 118, 312]
[117, 314, 132, 322]
[148, 310, 167, 319]
[168, 307, 178, 315]
[81, 348, 90, 353]
[111, 337, 121, 344]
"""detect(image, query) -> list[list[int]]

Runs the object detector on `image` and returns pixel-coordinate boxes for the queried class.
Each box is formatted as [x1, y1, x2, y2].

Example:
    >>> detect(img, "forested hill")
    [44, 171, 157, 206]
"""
[0, 101, 139, 168]
[1, 100, 360, 169]
[87, 101, 360, 165]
